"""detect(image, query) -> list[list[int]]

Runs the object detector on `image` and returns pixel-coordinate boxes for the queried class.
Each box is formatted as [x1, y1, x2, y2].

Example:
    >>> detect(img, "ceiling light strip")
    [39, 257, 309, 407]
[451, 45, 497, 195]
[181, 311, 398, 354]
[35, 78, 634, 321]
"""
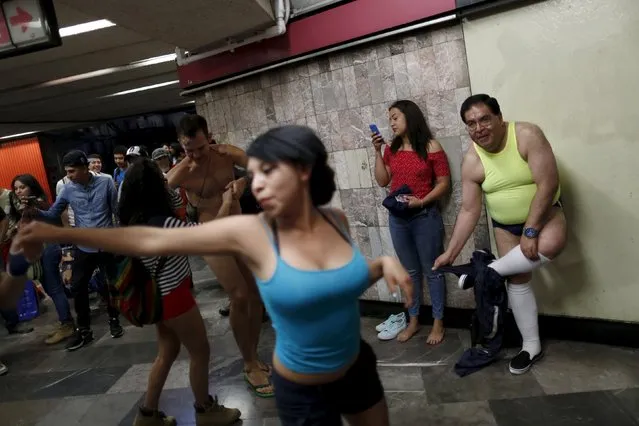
[0, 131, 37, 140]
[102, 80, 180, 98]
[59, 19, 116, 37]
[39, 53, 177, 88]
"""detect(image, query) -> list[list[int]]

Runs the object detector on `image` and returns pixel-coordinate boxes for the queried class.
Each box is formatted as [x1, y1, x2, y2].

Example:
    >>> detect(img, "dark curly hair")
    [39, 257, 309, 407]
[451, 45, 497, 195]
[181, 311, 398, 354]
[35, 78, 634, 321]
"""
[247, 125, 335, 206]
[9, 174, 47, 221]
[118, 158, 175, 226]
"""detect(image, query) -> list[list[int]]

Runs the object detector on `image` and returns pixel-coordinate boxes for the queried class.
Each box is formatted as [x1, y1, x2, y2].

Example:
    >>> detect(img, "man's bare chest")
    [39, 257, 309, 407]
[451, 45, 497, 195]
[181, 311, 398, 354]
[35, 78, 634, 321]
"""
[182, 159, 234, 198]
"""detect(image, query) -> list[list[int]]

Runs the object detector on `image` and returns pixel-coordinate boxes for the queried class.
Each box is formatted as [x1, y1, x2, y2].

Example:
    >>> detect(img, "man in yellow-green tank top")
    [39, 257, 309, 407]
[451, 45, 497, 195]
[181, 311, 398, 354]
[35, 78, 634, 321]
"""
[434, 94, 567, 376]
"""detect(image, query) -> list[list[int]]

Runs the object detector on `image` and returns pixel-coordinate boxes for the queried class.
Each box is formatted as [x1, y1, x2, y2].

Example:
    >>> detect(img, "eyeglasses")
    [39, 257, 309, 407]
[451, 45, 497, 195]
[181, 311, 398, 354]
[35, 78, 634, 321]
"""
[465, 115, 493, 132]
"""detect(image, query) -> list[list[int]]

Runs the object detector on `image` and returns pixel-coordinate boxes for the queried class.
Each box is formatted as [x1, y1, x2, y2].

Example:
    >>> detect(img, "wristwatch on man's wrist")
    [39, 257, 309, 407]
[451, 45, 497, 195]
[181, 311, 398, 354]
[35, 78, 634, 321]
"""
[523, 227, 539, 239]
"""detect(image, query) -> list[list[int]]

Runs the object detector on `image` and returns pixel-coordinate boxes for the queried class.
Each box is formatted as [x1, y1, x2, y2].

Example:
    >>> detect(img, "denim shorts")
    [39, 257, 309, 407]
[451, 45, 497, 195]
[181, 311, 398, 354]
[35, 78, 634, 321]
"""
[271, 340, 384, 425]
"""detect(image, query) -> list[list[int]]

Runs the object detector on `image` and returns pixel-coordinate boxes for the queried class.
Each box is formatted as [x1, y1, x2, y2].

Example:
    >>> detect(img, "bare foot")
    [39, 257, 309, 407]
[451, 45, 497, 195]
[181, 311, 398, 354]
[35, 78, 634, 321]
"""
[257, 360, 272, 376]
[426, 321, 445, 345]
[397, 323, 420, 343]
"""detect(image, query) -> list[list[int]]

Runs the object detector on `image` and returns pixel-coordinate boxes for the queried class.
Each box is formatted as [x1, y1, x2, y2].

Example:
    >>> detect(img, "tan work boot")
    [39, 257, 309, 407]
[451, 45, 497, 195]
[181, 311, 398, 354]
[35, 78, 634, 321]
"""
[195, 395, 241, 425]
[45, 322, 75, 345]
[133, 409, 177, 426]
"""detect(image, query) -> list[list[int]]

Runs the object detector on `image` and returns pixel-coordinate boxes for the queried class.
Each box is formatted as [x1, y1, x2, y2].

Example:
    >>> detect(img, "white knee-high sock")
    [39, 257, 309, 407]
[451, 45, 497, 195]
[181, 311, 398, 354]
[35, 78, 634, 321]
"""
[507, 282, 541, 357]
[488, 245, 550, 277]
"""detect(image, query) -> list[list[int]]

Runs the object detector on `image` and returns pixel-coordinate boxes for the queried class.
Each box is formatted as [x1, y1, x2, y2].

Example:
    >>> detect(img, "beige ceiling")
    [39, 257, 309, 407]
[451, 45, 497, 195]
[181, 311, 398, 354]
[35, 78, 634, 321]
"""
[0, 3, 185, 137]
[0, 0, 339, 139]
[57, 0, 276, 52]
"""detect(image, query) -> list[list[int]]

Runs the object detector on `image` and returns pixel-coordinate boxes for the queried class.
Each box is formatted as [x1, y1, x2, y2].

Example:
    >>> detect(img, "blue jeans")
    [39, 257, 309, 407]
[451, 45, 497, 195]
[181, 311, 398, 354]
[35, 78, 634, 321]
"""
[389, 208, 446, 319]
[41, 244, 73, 324]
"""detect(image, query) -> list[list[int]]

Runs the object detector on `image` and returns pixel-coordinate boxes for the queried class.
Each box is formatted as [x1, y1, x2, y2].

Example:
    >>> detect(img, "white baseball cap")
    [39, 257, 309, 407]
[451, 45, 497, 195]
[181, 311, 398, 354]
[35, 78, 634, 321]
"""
[125, 146, 148, 159]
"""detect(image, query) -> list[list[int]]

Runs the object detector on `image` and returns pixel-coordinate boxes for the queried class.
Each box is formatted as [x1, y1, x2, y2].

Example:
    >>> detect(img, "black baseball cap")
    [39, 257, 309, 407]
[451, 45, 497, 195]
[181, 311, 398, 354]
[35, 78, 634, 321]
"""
[62, 150, 89, 167]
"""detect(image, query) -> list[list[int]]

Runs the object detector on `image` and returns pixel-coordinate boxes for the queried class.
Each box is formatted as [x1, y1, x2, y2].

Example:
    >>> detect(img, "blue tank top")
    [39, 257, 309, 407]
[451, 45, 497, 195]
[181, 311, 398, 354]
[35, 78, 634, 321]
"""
[255, 209, 370, 374]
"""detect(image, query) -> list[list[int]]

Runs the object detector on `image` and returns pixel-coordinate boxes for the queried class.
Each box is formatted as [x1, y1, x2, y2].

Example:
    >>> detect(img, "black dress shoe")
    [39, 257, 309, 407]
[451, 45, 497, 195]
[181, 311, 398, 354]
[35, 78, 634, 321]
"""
[65, 328, 94, 351]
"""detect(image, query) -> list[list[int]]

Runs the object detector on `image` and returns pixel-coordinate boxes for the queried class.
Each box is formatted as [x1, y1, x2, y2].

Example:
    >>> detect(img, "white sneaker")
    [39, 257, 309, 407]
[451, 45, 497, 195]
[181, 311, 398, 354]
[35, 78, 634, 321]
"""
[377, 314, 407, 341]
[375, 313, 405, 332]
[0, 361, 7, 376]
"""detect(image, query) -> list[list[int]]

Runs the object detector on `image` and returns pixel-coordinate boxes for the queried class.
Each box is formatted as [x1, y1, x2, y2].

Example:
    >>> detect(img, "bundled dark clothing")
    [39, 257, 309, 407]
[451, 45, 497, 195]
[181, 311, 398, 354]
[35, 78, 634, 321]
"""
[439, 250, 508, 377]
[382, 184, 412, 217]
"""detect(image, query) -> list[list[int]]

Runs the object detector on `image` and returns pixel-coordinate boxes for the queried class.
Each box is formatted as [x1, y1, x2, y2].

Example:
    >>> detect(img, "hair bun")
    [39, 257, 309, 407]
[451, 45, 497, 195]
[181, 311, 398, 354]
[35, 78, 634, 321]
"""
[310, 162, 336, 206]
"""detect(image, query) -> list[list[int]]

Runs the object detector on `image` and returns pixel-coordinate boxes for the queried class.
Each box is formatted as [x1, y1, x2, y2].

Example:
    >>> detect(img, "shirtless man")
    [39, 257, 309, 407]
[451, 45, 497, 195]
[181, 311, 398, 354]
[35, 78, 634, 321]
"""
[167, 114, 273, 397]
[434, 94, 567, 375]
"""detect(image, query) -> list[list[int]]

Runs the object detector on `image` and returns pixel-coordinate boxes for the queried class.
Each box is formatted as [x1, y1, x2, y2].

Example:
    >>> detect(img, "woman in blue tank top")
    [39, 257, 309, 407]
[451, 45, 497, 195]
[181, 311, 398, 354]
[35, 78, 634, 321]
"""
[17, 125, 413, 426]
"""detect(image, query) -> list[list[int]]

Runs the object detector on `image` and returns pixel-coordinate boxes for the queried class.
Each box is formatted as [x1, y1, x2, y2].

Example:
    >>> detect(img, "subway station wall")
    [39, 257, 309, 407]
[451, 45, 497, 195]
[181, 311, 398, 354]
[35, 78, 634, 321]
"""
[463, 0, 639, 321]
[195, 23, 491, 309]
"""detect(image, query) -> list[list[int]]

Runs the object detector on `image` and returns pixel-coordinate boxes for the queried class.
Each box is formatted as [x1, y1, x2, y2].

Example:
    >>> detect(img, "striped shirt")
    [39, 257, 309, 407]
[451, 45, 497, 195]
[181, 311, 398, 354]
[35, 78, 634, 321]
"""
[169, 190, 183, 210]
[142, 216, 193, 296]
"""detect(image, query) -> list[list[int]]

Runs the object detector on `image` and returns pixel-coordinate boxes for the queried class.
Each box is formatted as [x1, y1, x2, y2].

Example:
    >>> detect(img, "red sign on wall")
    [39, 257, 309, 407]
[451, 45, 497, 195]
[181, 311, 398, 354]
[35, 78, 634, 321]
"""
[177, 0, 456, 89]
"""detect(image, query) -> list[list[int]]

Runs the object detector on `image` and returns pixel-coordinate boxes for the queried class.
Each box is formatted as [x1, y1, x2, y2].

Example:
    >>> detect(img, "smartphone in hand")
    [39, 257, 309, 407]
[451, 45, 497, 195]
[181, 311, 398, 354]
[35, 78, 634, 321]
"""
[370, 124, 385, 152]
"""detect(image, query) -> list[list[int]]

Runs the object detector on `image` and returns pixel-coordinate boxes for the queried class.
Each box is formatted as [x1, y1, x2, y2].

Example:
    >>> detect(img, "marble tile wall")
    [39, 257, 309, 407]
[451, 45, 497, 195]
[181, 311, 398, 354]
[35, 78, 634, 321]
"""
[195, 23, 490, 309]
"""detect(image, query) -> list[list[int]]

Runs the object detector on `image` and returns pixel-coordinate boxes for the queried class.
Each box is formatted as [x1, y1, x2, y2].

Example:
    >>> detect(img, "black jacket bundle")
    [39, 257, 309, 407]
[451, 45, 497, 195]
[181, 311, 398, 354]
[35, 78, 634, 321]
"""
[439, 249, 508, 377]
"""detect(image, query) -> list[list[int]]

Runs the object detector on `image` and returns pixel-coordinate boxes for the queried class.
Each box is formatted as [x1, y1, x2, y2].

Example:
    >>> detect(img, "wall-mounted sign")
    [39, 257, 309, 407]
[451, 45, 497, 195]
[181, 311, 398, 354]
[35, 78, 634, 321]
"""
[0, 0, 60, 60]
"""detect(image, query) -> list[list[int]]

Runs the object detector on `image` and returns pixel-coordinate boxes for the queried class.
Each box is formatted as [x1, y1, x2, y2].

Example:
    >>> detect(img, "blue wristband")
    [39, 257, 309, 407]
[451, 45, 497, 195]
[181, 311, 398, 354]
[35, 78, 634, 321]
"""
[8, 253, 31, 277]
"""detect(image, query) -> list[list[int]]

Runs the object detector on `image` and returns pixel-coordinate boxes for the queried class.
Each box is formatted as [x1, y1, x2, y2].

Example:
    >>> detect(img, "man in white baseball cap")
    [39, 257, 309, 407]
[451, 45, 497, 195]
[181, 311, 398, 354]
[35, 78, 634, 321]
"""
[118, 146, 149, 201]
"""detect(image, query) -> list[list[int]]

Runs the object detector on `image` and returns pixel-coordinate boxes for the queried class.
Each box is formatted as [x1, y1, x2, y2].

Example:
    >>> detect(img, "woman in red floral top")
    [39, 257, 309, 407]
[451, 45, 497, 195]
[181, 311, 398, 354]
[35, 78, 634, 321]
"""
[372, 100, 451, 344]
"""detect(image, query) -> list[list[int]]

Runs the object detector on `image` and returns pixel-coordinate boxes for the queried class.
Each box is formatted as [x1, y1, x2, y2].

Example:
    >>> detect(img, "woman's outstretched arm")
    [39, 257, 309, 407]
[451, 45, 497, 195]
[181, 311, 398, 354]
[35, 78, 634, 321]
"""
[17, 215, 253, 258]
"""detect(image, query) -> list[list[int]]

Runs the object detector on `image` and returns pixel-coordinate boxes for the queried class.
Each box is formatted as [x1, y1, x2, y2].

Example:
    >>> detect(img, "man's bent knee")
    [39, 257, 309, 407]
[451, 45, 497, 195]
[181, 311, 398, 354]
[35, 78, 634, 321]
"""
[539, 209, 568, 259]
[539, 238, 566, 260]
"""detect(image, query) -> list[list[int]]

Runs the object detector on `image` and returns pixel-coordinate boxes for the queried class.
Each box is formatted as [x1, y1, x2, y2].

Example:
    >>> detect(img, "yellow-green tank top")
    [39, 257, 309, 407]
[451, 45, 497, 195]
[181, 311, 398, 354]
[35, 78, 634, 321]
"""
[474, 122, 560, 225]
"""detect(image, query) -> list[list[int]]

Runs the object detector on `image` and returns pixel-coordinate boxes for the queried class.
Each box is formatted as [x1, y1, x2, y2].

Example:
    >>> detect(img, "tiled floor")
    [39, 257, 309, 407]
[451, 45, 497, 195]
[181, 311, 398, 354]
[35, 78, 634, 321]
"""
[2, 258, 639, 425]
